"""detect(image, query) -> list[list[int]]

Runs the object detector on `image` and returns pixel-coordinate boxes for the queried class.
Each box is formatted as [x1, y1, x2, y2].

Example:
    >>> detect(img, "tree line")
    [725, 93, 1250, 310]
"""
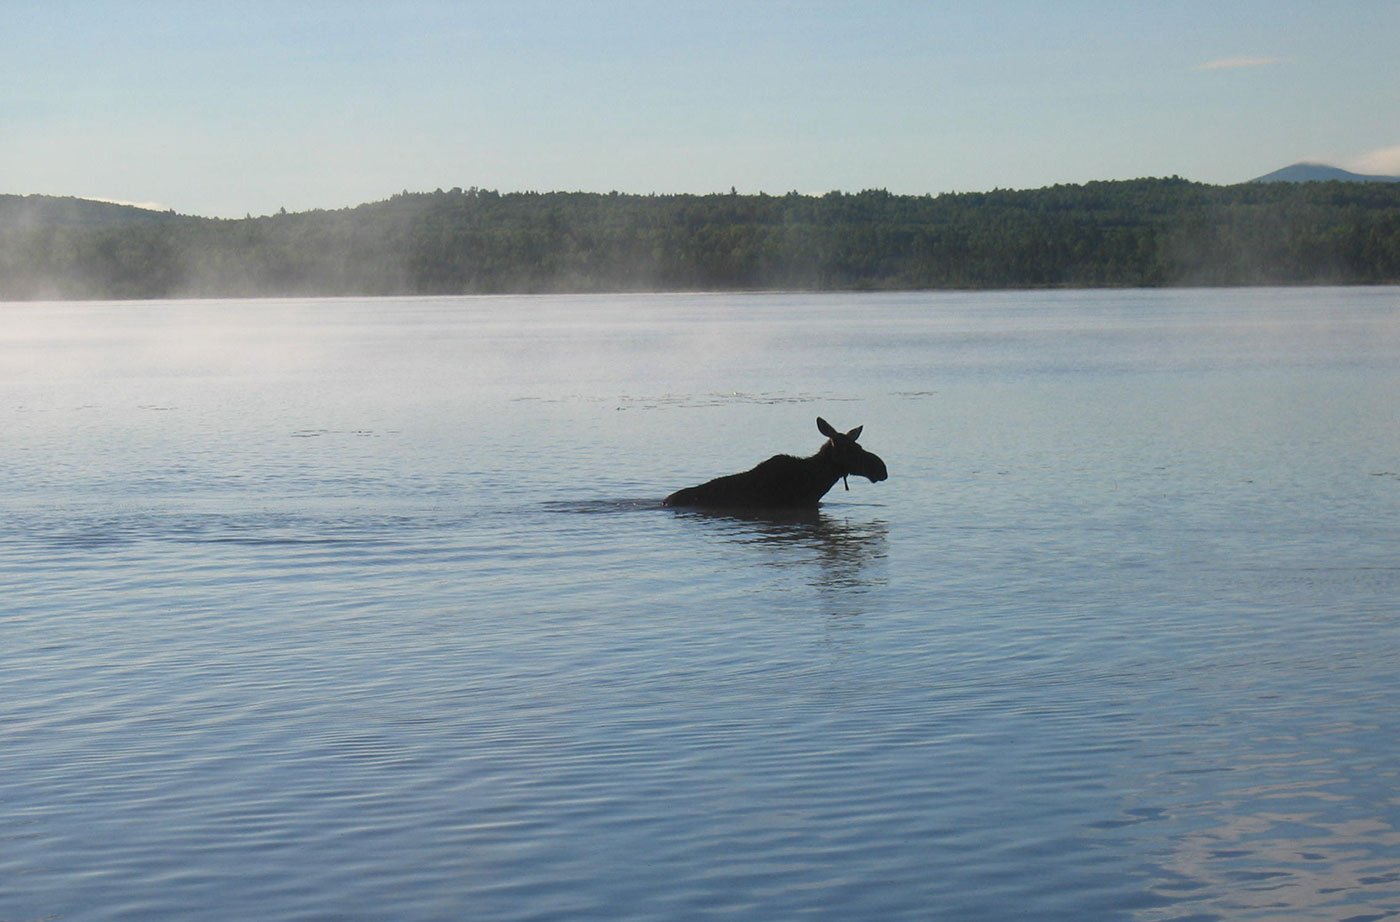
[3, 177, 1400, 300]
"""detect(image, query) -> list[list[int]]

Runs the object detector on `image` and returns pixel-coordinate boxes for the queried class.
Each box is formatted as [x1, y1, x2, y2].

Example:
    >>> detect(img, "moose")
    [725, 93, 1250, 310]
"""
[663, 417, 888, 509]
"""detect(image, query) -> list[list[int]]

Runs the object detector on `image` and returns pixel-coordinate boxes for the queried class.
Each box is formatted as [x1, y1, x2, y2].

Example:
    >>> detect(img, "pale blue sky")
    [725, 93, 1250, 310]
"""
[5, 0, 1398, 217]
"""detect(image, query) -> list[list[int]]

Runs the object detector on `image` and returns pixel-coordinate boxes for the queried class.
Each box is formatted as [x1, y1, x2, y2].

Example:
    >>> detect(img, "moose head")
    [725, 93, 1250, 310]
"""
[817, 417, 888, 490]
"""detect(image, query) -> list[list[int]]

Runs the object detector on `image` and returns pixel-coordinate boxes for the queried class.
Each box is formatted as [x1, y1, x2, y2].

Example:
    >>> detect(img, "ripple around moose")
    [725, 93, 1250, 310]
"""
[662, 417, 888, 510]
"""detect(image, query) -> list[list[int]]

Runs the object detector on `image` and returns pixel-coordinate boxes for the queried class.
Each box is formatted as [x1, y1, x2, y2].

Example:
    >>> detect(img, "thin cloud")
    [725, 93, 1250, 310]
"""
[87, 196, 171, 212]
[1193, 56, 1286, 71]
[1348, 144, 1400, 176]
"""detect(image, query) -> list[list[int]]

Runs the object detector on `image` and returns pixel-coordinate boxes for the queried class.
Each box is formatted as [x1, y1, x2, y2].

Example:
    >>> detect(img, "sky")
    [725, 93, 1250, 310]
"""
[4, 0, 1398, 218]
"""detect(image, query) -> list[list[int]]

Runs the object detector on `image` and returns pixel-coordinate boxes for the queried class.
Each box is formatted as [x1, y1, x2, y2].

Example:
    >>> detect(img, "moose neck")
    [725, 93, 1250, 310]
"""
[807, 441, 847, 498]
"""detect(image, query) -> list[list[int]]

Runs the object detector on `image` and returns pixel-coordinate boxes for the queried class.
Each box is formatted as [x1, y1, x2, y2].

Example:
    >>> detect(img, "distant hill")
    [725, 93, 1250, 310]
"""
[1250, 162, 1400, 184]
[0, 194, 183, 230]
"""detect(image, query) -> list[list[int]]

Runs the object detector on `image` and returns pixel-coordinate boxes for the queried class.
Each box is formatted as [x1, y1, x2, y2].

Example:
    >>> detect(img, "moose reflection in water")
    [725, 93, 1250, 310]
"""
[664, 418, 888, 509]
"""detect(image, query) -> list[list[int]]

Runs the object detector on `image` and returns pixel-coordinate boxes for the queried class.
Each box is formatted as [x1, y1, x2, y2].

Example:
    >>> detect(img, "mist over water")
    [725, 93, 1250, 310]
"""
[2, 289, 1398, 921]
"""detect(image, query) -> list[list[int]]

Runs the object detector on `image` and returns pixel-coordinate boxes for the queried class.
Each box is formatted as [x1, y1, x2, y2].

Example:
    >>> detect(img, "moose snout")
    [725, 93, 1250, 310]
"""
[866, 455, 889, 483]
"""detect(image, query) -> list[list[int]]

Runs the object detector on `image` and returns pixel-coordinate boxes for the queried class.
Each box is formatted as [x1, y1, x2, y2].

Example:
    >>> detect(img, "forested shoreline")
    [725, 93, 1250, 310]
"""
[3, 177, 1400, 300]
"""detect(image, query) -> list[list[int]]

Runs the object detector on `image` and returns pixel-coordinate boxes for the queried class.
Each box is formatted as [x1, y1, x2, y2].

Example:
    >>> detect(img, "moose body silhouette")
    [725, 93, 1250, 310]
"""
[663, 418, 888, 509]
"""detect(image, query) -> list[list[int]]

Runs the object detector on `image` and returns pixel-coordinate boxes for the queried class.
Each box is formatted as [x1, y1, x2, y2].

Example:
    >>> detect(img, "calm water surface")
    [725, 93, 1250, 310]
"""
[2, 289, 1398, 921]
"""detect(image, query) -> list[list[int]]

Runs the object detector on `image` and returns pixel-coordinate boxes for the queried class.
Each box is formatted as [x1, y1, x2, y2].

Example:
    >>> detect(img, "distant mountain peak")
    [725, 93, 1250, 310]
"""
[1250, 162, 1400, 184]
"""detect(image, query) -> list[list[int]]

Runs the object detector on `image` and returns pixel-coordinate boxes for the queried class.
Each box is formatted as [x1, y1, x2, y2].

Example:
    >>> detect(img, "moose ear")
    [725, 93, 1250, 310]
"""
[846, 425, 863, 441]
[817, 417, 838, 438]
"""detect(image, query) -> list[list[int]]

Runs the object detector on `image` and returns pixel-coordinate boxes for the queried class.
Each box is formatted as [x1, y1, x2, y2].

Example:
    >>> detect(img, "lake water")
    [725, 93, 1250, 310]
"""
[2, 288, 1398, 922]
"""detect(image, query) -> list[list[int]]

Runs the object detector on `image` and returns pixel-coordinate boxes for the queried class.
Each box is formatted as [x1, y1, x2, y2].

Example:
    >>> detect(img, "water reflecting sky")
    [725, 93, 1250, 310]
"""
[2, 288, 1397, 921]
